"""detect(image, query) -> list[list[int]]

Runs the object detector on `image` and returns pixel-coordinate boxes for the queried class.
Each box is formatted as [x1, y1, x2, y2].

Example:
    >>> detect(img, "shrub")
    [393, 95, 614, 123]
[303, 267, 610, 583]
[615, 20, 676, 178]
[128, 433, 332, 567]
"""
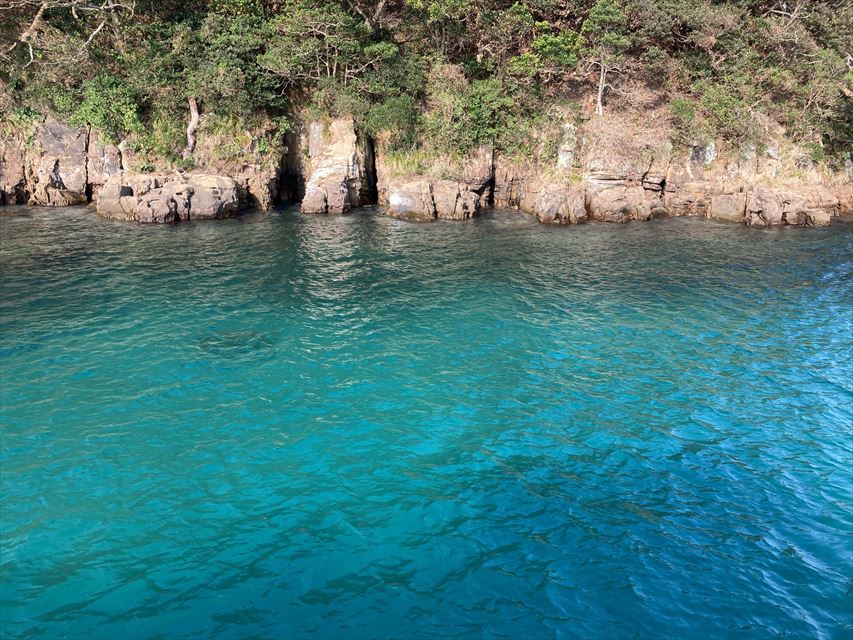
[366, 95, 421, 150]
[70, 75, 143, 143]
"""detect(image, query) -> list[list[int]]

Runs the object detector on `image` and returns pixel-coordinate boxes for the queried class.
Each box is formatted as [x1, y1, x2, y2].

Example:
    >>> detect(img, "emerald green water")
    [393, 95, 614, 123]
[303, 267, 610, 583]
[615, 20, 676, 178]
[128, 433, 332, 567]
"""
[1, 206, 851, 639]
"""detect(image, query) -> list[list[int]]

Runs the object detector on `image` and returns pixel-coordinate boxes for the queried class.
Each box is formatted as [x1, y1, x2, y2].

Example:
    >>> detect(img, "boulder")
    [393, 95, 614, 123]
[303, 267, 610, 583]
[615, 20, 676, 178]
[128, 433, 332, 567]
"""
[97, 173, 238, 223]
[586, 184, 650, 222]
[708, 193, 746, 223]
[186, 175, 239, 219]
[387, 180, 435, 221]
[690, 140, 717, 167]
[745, 188, 784, 226]
[778, 190, 834, 227]
[533, 186, 586, 224]
[432, 180, 481, 220]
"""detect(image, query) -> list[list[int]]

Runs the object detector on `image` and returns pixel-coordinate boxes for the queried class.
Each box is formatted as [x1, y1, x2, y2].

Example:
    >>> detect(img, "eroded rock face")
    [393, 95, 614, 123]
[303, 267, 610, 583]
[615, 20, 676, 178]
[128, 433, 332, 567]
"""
[381, 145, 493, 221]
[832, 184, 853, 216]
[301, 118, 374, 214]
[86, 130, 123, 198]
[745, 188, 784, 227]
[97, 174, 238, 223]
[27, 118, 89, 206]
[0, 139, 27, 204]
[586, 183, 650, 223]
[232, 166, 279, 210]
[709, 193, 746, 223]
[387, 180, 435, 221]
[532, 186, 586, 224]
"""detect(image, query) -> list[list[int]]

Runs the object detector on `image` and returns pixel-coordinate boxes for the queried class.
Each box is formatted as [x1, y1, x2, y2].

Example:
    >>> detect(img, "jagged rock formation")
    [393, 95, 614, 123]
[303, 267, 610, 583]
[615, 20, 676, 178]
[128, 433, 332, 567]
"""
[2, 114, 851, 229]
[299, 119, 375, 214]
[0, 117, 276, 214]
[97, 174, 239, 223]
[378, 145, 493, 221]
[370, 122, 851, 227]
[0, 117, 115, 206]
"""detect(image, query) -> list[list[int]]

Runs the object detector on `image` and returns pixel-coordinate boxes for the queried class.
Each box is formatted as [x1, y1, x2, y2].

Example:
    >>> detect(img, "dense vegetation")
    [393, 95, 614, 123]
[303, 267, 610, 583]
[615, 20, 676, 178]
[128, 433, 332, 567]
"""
[1, 0, 851, 167]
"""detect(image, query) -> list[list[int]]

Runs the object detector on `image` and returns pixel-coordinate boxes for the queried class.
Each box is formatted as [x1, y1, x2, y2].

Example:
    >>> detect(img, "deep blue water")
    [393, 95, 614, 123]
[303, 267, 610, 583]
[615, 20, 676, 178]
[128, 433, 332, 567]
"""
[1, 206, 851, 640]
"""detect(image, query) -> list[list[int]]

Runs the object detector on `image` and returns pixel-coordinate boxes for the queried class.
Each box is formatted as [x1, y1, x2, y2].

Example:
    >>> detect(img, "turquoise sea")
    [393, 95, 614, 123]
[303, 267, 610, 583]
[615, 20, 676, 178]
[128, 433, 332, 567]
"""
[1, 206, 851, 639]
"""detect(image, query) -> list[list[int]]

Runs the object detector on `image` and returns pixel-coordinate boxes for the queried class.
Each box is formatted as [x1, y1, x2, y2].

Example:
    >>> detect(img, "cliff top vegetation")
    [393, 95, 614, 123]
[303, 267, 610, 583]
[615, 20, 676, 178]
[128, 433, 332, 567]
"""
[2, 0, 851, 169]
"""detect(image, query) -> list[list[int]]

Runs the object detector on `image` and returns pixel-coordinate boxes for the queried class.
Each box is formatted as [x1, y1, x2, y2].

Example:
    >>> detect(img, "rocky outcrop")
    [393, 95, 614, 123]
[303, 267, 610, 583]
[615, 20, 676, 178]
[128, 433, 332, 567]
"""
[380, 145, 493, 221]
[1, 116, 276, 214]
[300, 119, 375, 214]
[3, 113, 850, 231]
[1, 117, 122, 206]
[97, 174, 239, 223]
[709, 193, 746, 223]
[529, 185, 586, 224]
[28, 119, 89, 206]
[86, 129, 123, 199]
[0, 140, 27, 205]
[232, 166, 279, 210]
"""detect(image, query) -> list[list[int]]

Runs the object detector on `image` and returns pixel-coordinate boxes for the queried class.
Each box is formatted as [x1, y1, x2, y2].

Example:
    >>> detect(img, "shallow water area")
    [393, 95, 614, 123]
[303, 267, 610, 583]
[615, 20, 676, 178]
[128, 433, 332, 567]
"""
[1, 205, 852, 639]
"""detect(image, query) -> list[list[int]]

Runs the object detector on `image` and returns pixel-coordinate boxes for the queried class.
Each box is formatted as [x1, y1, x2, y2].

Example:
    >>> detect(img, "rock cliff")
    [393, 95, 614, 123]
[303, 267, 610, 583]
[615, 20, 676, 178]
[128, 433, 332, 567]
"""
[298, 118, 375, 214]
[0, 117, 278, 217]
[2, 113, 851, 229]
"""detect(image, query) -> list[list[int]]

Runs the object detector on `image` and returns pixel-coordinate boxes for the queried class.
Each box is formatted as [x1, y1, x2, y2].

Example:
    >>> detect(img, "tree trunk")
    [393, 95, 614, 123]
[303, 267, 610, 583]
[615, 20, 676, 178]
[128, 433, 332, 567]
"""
[182, 97, 200, 160]
[596, 60, 606, 116]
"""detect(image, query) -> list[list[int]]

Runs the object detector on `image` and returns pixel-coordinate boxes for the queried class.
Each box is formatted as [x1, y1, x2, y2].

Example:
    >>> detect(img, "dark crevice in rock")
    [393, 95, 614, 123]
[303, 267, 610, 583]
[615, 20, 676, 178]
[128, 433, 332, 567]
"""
[279, 129, 306, 204]
[362, 134, 378, 205]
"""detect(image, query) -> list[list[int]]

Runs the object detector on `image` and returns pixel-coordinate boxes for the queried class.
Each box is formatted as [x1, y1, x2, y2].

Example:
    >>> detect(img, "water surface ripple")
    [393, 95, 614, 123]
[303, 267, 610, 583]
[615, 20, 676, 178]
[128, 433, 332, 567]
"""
[1, 206, 851, 639]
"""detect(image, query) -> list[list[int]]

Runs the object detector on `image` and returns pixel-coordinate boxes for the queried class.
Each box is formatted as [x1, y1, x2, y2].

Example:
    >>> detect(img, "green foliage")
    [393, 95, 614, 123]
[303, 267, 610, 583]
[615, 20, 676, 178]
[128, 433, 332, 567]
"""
[507, 53, 543, 78]
[185, 13, 282, 117]
[1, 106, 44, 144]
[669, 97, 707, 147]
[70, 75, 143, 143]
[135, 101, 186, 162]
[803, 142, 825, 164]
[422, 63, 516, 155]
[465, 79, 515, 147]
[533, 31, 580, 68]
[581, 0, 629, 61]
[2, 0, 850, 164]
[366, 96, 421, 150]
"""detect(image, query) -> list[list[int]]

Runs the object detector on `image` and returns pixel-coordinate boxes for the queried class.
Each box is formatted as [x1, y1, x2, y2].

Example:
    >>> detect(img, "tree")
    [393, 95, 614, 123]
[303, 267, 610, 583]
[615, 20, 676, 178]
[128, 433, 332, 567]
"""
[2, 0, 136, 67]
[581, 0, 629, 116]
[258, 1, 396, 87]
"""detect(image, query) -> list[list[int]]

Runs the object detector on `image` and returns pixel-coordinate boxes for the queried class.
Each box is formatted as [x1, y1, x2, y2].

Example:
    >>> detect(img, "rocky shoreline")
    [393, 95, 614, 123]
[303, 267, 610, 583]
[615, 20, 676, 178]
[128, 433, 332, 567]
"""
[2, 116, 851, 227]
